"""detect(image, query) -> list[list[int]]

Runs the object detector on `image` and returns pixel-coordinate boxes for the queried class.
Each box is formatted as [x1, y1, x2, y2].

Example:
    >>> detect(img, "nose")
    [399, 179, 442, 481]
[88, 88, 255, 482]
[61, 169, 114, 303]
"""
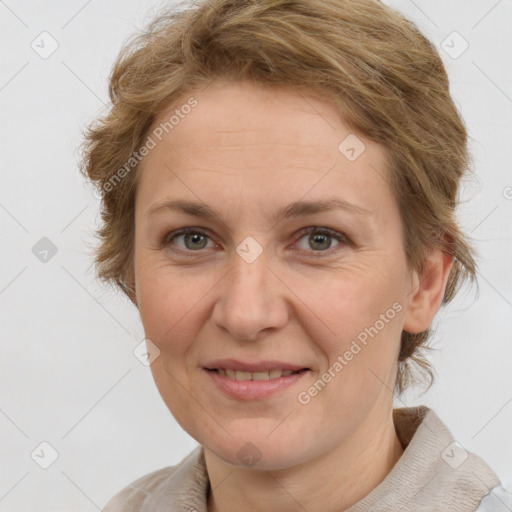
[211, 247, 290, 341]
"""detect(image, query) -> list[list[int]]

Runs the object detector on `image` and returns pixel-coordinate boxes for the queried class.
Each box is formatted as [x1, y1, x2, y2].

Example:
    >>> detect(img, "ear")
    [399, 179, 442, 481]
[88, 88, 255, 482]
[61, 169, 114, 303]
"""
[402, 248, 454, 334]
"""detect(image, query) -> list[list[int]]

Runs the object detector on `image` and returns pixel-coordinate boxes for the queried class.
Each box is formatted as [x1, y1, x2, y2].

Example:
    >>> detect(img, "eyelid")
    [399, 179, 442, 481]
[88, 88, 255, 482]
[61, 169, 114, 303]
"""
[293, 226, 349, 244]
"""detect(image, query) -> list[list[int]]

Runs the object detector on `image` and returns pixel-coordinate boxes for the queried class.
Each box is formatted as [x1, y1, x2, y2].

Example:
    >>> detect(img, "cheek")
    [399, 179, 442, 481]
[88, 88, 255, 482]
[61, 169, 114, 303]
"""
[136, 262, 188, 345]
[303, 260, 404, 340]
[135, 257, 224, 364]
[306, 265, 405, 391]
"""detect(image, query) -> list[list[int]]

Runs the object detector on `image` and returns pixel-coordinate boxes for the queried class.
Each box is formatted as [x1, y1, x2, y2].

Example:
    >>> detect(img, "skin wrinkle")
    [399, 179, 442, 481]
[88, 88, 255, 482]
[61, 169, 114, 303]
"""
[132, 81, 453, 512]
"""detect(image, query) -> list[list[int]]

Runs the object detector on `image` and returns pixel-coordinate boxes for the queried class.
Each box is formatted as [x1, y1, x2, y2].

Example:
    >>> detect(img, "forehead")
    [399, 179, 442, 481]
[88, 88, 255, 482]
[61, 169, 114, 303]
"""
[136, 81, 394, 225]
[151, 81, 363, 159]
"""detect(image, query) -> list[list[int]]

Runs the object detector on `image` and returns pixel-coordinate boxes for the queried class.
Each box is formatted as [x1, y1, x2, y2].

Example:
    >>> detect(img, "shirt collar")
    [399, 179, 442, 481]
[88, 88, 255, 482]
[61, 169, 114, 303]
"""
[141, 406, 500, 512]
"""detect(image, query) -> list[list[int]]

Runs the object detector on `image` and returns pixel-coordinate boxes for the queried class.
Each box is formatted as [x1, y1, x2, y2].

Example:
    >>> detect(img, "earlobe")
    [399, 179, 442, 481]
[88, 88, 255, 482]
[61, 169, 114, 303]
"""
[402, 249, 454, 334]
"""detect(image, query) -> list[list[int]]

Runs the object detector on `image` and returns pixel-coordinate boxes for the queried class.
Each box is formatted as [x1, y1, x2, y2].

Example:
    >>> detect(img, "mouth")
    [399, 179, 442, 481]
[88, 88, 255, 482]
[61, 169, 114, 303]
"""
[205, 368, 310, 381]
[203, 366, 311, 400]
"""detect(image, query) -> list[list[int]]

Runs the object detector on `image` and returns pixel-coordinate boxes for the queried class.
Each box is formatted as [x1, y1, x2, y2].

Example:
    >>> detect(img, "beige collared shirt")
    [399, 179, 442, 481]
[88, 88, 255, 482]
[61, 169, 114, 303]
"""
[103, 406, 510, 511]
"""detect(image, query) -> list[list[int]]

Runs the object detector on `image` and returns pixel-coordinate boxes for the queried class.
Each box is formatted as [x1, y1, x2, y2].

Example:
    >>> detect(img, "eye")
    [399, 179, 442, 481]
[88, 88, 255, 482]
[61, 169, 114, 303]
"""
[163, 228, 215, 252]
[294, 227, 349, 255]
[162, 226, 350, 256]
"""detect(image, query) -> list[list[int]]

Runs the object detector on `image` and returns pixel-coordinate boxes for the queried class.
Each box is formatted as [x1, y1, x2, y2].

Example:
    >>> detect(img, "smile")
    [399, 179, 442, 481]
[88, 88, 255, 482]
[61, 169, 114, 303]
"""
[203, 368, 310, 400]
[207, 368, 307, 380]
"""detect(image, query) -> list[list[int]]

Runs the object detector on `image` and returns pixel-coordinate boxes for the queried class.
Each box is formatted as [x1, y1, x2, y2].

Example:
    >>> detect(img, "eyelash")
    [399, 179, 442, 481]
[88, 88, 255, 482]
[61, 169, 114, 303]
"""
[162, 226, 351, 258]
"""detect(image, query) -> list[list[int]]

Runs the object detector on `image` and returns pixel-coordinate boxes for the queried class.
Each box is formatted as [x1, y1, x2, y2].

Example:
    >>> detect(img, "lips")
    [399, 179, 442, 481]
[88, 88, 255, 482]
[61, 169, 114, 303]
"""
[204, 365, 310, 400]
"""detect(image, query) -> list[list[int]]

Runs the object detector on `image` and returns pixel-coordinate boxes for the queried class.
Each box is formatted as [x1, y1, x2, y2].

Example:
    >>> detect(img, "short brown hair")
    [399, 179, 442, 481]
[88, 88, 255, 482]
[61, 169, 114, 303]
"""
[80, 0, 479, 395]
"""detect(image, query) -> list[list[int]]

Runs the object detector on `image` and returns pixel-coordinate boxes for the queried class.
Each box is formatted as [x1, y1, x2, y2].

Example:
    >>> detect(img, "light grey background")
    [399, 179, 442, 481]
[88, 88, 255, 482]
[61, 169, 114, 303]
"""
[1, 0, 511, 510]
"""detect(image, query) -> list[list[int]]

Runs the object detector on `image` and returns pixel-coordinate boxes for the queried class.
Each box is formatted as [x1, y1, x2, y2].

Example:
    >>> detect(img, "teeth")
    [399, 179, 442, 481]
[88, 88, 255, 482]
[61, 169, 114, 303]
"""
[235, 370, 251, 381]
[216, 369, 300, 380]
[252, 371, 270, 381]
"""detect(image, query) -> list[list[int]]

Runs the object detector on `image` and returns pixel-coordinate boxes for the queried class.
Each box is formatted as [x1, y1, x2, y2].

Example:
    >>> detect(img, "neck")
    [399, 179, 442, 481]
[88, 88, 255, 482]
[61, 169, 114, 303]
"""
[205, 408, 404, 512]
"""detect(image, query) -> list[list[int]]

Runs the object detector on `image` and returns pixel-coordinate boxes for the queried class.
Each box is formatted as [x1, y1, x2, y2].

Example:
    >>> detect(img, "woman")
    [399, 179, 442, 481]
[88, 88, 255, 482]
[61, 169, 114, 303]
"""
[80, 0, 511, 510]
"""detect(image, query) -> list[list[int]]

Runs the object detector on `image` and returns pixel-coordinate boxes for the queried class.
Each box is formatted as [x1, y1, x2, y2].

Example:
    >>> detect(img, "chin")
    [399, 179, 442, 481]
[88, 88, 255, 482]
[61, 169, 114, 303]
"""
[203, 431, 313, 471]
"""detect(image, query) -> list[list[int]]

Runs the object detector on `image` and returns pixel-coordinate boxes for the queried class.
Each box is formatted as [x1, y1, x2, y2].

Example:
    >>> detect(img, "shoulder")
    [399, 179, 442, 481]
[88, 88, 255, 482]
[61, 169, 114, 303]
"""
[475, 483, 512, 512]
[101, 445, 206, 512]
[102, 465, 177, 512]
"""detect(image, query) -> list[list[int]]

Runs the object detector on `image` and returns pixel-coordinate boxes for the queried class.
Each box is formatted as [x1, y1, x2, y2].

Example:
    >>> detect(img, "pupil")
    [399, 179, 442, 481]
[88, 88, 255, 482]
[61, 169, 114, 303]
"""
[311, 233, 330, 250]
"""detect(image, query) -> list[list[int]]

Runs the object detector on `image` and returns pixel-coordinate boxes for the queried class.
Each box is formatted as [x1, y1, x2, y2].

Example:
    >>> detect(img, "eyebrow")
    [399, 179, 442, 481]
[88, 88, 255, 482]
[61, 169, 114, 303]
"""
[145, 198, 372, 224]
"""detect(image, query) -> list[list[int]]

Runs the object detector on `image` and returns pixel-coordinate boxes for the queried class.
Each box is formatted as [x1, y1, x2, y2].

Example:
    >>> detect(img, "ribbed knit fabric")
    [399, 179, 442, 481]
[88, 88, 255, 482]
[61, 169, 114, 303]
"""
[103, 406, 506, 512]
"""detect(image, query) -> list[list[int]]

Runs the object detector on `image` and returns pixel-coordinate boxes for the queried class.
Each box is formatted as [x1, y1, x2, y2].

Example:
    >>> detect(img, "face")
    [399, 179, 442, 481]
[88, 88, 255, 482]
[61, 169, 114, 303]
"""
[133, 80, 417, 470]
